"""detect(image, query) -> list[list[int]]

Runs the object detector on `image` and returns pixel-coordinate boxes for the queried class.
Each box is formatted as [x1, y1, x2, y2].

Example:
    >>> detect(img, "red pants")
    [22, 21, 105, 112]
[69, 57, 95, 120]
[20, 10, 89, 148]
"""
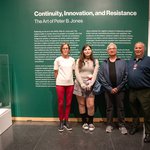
[56, 85, 74, 121]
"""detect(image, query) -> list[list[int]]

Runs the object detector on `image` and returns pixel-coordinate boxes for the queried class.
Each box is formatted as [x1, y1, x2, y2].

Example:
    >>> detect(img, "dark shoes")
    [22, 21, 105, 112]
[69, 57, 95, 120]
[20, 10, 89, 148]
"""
[144, 134, 150, 143]
[58, 120, 72, 132]
[58, 121, 64, 132]
[63, 120, 72, 131]
[129, 126, 138, 135]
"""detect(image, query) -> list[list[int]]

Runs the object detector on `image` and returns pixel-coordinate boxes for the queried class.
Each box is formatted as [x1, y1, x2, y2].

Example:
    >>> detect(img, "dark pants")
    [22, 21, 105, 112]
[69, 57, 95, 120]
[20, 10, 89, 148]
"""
[129, 88, 150, 134]
[105, 91, 125, 127]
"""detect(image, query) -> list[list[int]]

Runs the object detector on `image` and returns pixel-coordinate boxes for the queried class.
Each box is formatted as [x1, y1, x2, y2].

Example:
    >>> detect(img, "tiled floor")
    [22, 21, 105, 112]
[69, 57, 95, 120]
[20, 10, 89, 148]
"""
[0, 121, 149, 150]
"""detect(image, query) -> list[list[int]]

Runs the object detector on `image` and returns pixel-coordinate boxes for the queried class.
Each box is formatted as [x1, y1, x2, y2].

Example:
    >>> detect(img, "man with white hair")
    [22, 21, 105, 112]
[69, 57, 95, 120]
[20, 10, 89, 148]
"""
[99, 43, 128, 134]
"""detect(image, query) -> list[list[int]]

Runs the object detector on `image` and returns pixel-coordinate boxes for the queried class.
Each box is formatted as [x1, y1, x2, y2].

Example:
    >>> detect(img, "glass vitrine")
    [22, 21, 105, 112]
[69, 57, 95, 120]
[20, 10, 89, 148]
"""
[0, 54, 11, 108]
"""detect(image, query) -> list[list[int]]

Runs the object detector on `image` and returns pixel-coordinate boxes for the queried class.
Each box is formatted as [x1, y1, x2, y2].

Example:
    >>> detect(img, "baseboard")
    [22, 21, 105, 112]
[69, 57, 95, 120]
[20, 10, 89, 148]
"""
[12, 117, 144, 122]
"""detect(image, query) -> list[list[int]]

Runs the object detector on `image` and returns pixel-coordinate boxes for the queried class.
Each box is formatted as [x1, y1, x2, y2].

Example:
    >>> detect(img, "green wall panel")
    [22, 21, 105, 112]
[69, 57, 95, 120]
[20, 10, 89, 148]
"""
[0, 0, 149, 117]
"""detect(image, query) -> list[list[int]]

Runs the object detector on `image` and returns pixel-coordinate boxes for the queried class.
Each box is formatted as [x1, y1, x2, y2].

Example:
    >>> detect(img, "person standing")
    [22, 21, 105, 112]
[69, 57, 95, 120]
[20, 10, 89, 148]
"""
[98, 43, 128, 134]
[73, 44, 99, 131]
[54, 43, 75, 132]
[128, 42, 150, 143]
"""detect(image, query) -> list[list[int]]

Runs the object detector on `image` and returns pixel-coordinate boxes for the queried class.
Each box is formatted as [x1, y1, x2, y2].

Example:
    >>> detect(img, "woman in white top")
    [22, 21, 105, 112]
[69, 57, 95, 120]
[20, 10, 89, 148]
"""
[73, 44, 99, 131]
[54, 43, 75, 132]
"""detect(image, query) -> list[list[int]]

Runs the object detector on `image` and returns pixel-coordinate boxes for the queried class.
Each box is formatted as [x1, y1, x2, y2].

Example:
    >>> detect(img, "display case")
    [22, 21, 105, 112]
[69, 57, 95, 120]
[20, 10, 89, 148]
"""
[0, 54, 11, 108]
[0, 54, 12, 135]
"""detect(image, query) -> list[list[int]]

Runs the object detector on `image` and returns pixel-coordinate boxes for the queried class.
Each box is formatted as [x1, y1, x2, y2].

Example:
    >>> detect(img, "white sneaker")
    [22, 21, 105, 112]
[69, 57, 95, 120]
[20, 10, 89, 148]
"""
[89, 124, 95, 131]
[82, 123, 89, 130]
[119, 126, 128, 135]
[106, 125, 113, 133]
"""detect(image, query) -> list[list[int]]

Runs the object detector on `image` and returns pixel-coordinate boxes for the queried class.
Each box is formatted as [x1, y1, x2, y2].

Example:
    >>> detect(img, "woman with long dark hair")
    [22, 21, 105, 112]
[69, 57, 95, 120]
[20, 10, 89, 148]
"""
[73, 44, 99, 131]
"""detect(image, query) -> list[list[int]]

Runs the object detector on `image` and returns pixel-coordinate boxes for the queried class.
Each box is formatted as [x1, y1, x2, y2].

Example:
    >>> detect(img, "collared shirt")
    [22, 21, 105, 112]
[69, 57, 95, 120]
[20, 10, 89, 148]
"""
[128, 56, 150, 89]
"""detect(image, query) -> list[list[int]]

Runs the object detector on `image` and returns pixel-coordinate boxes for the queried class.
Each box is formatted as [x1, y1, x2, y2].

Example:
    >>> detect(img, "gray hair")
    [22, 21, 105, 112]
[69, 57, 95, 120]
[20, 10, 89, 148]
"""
[107, 42, 117, 50]
[134, 42, 146, 50]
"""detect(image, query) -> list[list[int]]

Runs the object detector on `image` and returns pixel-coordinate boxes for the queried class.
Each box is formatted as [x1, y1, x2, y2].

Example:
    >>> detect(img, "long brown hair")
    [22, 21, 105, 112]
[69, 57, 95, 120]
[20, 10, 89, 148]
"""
[78, 44, 95, 70]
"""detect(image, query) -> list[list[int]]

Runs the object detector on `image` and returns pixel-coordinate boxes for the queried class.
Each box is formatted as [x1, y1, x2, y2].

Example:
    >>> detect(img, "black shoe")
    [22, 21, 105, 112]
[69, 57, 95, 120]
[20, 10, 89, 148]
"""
[63, 120, 72, 131]
[58, 121, 64, 132]
[129, 127, 138, 135]
[144, 134, 150, 143]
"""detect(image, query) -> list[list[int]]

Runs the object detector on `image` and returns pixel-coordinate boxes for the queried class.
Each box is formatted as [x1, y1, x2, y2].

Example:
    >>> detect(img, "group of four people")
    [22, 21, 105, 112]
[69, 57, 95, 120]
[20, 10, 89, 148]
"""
[54, 42, 150, 143]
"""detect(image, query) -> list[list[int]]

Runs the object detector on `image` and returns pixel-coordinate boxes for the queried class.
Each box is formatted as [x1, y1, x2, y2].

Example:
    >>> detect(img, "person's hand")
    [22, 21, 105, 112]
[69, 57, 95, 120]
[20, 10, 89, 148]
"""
[81, 83, 86, 90]
[86, 83, 92, 91]
[111, 88, 118, 94]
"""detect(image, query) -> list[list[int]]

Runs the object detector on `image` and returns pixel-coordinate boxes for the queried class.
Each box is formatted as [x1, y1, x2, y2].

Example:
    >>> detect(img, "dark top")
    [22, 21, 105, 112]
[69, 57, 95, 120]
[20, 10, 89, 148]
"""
[98, 58, 127, 92]
[109, 60, 117, 87]
[128, 56, 150, 89]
